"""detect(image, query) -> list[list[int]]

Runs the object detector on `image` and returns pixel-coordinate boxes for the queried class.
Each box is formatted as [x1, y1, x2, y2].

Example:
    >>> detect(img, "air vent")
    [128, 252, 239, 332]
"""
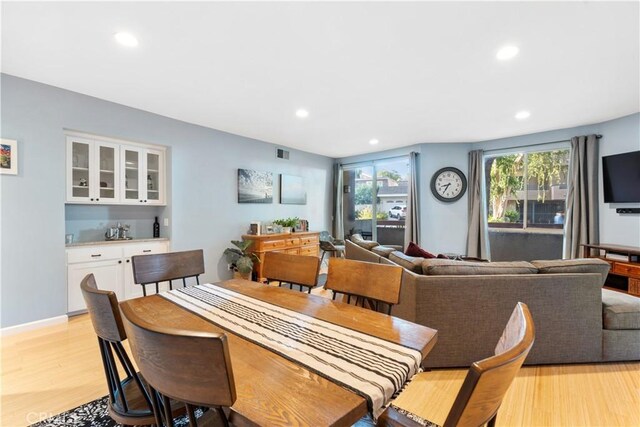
[276, 148, 290, 160]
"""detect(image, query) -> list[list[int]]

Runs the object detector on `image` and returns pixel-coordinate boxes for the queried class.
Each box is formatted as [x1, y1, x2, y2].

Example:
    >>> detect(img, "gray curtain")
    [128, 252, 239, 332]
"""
[564, 134, 599, 259]
[466, 149, 490, 259]
[404, 152, 420, 246]
[333, 163, 344, 240]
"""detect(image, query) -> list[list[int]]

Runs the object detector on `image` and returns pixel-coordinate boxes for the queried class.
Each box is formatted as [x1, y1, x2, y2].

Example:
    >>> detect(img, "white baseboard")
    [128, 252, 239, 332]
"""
[1, 315, 68, 337]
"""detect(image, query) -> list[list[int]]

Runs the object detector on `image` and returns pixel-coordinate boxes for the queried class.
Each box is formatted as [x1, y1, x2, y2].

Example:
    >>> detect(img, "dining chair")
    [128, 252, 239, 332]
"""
[325, 258, 403, 314]
[262, 251, 321, 293]
[377, 302, 535, 427]
[120, 302, 237, 427]
[319, 231, 346, 266]
[132, 249, 205, 296]
[79, 273, 160, 426]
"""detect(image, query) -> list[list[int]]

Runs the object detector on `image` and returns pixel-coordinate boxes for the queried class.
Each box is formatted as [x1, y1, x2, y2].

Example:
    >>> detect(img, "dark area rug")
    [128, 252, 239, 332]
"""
[29, 395, 375, 427]
[29, 396, 194, 427]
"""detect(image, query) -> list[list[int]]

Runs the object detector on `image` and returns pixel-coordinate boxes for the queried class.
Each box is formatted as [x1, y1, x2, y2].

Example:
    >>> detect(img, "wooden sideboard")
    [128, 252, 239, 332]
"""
[242, 231, 320, 281]
[581, 243, 640, 296]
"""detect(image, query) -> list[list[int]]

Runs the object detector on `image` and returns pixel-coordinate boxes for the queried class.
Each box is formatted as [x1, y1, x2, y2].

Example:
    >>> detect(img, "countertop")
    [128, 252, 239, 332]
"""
[66, 237, 169, 248]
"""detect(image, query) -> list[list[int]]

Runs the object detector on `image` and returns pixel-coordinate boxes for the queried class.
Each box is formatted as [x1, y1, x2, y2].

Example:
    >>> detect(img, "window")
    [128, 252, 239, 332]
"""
[342, 157, 410, 246]
[485, 148, 570, 229]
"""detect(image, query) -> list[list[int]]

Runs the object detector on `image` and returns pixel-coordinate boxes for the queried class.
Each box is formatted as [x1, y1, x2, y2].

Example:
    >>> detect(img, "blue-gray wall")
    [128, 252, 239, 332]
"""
[1, 74, 334, 328]
[338, 113, 640, 254]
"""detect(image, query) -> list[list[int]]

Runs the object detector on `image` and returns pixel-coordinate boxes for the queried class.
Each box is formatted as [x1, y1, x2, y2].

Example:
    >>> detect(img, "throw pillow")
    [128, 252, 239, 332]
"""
[405, 242, 436, 259]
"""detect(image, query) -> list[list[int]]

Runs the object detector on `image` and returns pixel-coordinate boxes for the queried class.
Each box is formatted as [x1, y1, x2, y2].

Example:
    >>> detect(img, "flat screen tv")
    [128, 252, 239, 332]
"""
[602, 150, 640, 203]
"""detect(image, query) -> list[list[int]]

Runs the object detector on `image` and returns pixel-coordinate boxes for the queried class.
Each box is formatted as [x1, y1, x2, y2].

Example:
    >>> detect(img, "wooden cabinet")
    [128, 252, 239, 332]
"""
[581, 243, 640, 296]
[242, 232, 320, 281]
[66, 240, 170, 314]
[66, 133, 166, 206]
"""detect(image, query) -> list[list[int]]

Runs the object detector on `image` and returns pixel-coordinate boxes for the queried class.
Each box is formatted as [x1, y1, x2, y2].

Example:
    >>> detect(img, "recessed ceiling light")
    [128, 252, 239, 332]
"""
[515, 111, 531, 120]
[496, 45, 519, 60]
[369, 139, 379, 145]
[114, 32, 139, 47]
[295, 109, 309, 118]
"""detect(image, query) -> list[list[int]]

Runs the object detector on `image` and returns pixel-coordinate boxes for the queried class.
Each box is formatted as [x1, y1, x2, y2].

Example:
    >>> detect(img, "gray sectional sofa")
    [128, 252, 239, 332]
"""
[345, 237, 640, 367]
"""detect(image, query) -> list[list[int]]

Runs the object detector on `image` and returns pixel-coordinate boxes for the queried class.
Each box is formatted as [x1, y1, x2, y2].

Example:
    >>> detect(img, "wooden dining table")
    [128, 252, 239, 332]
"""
[119, 279, 438, 426]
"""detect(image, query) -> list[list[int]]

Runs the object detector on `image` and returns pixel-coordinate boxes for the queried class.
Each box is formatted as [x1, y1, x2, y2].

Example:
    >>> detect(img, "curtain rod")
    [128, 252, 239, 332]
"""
[483, 134, 602, 155]
[339, 152, 415, 167]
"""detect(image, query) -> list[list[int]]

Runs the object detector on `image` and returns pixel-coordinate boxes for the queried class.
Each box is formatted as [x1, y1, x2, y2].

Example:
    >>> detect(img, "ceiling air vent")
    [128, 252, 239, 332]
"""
[276, 148, 290, 160]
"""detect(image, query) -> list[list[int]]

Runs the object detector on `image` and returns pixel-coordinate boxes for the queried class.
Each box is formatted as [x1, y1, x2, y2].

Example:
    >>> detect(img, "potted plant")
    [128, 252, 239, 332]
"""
[273, 217, 299, 233]
[223, 240, 259, 280]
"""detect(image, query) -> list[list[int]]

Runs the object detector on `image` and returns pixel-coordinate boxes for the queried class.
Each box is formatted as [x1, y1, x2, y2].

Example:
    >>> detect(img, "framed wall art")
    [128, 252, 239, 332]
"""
[237, 169, 273, 203]
[280, 174, 306, 205]
[0, 139, 18, 175]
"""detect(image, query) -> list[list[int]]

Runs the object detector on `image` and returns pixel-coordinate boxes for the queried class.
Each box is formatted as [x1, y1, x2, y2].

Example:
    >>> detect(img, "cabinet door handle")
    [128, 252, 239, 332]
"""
[126, 259, 130, 263]
[140, 200, 143, 202]
[90, 198, 94, 201]
[118, 260, 122, 264]
[91, 254, 102, 258]
[96, 198, 99, 201]
[143, 249, 152, 253]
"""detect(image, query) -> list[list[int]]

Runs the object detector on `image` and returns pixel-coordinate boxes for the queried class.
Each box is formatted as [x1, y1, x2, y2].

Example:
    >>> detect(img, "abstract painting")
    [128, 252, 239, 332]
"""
[0, 139, 18, 175]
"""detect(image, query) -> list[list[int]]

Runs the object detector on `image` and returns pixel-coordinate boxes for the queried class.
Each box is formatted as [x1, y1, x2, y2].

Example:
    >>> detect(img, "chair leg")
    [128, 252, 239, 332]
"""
[142, 284, 147, 296]
[155, 282, 160, 294]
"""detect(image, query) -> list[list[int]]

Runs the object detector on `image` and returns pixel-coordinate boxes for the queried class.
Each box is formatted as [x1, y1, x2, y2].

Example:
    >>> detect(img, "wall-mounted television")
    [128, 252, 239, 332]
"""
[602, 150, 640, 203]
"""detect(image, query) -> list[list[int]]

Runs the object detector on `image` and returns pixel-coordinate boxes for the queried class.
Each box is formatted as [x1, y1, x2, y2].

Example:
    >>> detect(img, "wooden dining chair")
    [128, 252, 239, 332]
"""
[262, 251, 321, 293]
[79, 273, 157, 426]
[325, 258, 403, 314]
[132, 249, 205, 296]
[120, 302, 237, 427]
[377, 302, 535, 427]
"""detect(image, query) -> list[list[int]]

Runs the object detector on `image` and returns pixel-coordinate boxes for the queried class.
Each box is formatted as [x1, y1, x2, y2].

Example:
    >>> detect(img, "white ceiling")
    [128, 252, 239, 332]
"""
[2, 2, 639, 158]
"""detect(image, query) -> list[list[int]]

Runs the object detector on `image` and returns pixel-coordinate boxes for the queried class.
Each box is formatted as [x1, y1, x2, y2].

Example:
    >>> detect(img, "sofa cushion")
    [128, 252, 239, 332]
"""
[389, 251, 424, 273]
[349, 234, 379, 250]
[405, 242, 436, 259]
[371, 245, 395, 258]
[602, 289, 640, 330]
[422, 259, 538, 275]
[532, 258, 610, 286]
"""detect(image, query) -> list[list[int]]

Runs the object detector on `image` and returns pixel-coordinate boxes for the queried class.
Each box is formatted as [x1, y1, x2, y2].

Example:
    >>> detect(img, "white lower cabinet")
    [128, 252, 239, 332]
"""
[67, 240, 170, 314]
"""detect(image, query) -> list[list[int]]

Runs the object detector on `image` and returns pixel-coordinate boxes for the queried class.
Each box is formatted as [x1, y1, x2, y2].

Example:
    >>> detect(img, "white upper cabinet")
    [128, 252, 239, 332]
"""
[66, 133, 166, 205]
[121, 146, 165, 205]
[66, 136, 119, 204]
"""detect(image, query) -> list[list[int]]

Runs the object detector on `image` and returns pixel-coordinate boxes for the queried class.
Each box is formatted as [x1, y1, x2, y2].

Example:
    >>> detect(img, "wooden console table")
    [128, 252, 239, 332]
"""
[581, 243, 640, 296]
[242, 231, 320, 282]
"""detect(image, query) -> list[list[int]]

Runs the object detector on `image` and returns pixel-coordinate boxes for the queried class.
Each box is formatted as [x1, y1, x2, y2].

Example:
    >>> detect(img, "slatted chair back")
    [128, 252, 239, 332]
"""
[262, 251, 320, 293]
[80, 273, 155, 426]
[325, 258, 403, 314]
[132, 249, 205, 296]
[121, 303, 237, 426]
[377, 303, 535, 427]
[443, 302, 535, 427]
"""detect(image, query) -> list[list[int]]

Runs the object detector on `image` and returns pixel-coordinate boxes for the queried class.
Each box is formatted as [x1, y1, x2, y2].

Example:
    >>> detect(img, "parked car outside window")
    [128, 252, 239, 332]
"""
[388, 205, 406, 219]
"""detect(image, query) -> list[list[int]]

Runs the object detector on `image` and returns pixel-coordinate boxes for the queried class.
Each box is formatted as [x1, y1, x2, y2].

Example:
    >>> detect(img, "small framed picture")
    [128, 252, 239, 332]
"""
[0, 139, 18, 175]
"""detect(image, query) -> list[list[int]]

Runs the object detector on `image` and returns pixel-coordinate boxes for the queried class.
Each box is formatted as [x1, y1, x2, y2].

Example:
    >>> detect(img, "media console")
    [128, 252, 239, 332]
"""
[581, 243, 640, 296]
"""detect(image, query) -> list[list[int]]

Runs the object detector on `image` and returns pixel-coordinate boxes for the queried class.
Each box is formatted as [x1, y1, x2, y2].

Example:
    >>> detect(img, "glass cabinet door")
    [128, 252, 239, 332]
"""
[123, 148, 141, 202]
[70, 139, 91, 201]
[97, 144, 118, 202]
[146, 151, 161, 202]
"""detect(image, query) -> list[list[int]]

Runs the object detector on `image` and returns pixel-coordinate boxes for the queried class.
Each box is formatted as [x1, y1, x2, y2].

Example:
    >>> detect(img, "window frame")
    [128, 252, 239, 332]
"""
[482, 142, 570, 231]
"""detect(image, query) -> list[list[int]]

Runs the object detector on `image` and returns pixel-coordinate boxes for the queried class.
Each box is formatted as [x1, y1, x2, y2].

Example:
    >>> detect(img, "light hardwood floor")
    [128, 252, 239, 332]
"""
[2, 314, 639, 427]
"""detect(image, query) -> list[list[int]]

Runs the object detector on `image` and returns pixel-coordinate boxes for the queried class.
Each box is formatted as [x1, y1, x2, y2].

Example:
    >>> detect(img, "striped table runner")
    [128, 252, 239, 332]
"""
[160, 283, 422, 417]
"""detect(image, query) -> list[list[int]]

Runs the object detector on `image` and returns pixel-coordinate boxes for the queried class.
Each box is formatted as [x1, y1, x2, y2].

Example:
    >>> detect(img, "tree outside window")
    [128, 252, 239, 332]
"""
[485, 149, 570, 229]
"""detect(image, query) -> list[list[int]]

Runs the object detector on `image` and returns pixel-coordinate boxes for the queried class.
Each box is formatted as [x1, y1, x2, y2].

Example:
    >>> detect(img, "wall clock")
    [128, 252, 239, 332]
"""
[430, 167, 467, 202]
